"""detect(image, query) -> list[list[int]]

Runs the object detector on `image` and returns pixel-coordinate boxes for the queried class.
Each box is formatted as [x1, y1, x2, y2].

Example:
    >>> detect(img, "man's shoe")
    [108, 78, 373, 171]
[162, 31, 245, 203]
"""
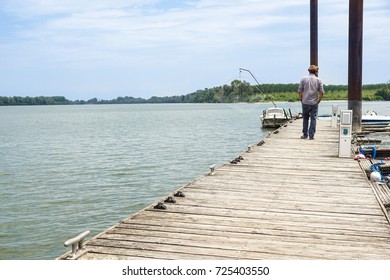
[301, 135, 307, 139]
[309, 136, 315, 140]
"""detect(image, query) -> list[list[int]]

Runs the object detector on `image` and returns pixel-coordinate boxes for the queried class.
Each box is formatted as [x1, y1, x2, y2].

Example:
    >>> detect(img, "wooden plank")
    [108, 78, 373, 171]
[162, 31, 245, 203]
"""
[111, 223, 390, 246]
[179, 187, 379, 206]
[82, 239, 314, 260]
[192, 179, 375, 196]
[119, 218, 390, 241]
[87, 233, 389, 259]
[126, 210, 390, 236]
[144, 205, 388, 228]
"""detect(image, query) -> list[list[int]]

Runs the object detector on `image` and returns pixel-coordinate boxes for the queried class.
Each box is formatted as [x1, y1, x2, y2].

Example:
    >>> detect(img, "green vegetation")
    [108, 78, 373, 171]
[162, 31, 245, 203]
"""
[1, 82, 389, 106]
[0, 96, 71, 105]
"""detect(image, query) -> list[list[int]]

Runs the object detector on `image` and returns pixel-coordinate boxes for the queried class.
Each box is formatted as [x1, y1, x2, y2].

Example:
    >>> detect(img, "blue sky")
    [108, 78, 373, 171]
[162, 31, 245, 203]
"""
[0, 0, 389, 100]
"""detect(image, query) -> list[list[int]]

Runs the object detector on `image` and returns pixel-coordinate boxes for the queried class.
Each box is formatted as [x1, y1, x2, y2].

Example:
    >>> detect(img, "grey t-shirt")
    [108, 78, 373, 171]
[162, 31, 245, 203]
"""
[298, 74, 324, 105]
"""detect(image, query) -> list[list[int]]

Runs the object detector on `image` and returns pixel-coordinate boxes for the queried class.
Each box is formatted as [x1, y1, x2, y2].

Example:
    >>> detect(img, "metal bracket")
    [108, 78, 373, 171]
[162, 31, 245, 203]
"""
[154, 202, 167, 210]
[174, 191, 185, 197]
[164, 196, 176, 203]
[230, 156, 243, 164]
[257, 140, 265, 146]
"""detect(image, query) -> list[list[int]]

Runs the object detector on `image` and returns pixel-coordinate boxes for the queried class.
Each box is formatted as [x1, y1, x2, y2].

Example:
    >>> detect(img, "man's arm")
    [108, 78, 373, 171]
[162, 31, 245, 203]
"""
[318, 92, 324, 103]
[298, 79, 304, 102]
[318, 79, 324, 103]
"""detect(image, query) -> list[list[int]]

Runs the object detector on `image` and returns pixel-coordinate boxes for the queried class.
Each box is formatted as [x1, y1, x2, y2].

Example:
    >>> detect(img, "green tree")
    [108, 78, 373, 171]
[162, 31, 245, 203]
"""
[375, 87, 390, 101]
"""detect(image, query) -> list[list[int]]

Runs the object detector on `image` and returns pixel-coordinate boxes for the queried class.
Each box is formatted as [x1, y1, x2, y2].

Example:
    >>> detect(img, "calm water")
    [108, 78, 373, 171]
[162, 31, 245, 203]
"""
[0, 101, 388, 259]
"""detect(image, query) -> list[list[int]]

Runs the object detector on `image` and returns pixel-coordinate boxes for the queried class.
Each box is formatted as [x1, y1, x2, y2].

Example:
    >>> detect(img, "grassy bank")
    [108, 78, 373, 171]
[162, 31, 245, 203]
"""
[248, 89, 381, 103]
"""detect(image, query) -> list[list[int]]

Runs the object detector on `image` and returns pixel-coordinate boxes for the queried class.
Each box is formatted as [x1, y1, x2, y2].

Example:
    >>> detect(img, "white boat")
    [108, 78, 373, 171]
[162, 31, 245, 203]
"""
[260, 107, 291, 128]
[362, 110, 390, 126]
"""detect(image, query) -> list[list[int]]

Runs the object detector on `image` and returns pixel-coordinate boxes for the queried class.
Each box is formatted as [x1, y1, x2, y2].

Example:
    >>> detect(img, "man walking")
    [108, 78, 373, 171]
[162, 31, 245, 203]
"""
[298, 65, 324, 140]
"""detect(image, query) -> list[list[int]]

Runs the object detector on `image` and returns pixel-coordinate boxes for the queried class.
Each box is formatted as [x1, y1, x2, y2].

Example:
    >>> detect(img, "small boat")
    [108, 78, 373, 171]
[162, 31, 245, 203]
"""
[238, 68, 293, 128]
[260, 107, 291, 128]
[362, 110, 390, 126]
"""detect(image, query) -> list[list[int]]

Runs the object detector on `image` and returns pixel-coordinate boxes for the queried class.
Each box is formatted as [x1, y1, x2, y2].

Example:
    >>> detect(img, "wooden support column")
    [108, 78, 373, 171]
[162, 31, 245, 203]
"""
[348, 0, 364, 132]
[310, 0, 318, 66]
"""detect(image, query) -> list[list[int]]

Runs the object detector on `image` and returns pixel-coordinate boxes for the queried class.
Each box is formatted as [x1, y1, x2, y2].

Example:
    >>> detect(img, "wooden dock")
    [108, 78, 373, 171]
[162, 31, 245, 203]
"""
[59, 119, 390, 260]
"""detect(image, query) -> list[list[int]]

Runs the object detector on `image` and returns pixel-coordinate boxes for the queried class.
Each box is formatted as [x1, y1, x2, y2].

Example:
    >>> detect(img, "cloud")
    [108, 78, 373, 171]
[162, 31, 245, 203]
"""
[0, 0, 389, 99]
[4, 1, 307, 69]
[2, 0, 155, 17]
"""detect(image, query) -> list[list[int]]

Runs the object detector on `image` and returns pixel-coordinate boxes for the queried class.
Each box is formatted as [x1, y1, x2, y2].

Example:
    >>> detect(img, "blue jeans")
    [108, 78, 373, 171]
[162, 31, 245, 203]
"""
[302, 103, 318, 138]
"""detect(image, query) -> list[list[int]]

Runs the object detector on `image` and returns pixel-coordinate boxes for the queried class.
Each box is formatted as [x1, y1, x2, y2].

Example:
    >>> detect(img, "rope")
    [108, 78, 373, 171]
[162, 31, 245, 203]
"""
[360, 146, 377, 159]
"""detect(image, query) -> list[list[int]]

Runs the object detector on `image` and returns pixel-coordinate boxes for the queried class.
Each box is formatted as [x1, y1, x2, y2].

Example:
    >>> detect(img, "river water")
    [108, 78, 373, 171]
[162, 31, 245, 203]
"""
[0, 101, 388, 259]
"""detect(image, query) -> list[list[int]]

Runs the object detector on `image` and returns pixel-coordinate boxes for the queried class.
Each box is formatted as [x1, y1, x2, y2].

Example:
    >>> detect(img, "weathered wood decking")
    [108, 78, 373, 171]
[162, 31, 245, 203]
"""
[62, 120, 390, 260]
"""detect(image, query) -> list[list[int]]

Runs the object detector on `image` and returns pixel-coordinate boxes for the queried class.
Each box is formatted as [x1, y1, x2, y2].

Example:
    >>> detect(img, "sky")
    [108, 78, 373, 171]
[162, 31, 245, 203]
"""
[0, 0, 389, 101]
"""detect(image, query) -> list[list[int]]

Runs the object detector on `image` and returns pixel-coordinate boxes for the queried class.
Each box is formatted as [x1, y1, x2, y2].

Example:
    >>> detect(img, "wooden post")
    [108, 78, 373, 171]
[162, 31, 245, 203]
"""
[348, 0, 363, 132]
[310, 0, 318, 66]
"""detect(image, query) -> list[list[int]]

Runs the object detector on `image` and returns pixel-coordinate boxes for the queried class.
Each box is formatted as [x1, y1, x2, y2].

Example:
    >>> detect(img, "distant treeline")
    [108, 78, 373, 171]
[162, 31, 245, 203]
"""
[1, 81, 389, 106]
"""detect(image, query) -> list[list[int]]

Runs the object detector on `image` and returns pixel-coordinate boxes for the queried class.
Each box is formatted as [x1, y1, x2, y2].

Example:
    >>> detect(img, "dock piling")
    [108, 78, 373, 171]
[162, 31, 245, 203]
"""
[310, 0, 318, 66]
[348, 0, 364, 132]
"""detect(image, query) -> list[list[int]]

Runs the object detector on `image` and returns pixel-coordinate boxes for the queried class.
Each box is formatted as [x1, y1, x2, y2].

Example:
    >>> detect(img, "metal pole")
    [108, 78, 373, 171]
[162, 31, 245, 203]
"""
[348, 0, 363, 132]
[310, 0, 318, 66]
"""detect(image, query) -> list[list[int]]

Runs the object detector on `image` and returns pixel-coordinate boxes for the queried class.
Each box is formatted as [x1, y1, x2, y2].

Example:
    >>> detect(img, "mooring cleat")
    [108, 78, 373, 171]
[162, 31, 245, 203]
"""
[257, 140, 265, 146]
[154, 202, 167, 210]
[164, 196, 176, 203]
[174, 191, 185, 197]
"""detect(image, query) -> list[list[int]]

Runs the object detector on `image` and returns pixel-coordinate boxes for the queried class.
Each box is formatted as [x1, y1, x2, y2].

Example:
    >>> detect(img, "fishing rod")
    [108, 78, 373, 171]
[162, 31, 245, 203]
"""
[239, 68, 277, 107]
[239, 68, 263, 93]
